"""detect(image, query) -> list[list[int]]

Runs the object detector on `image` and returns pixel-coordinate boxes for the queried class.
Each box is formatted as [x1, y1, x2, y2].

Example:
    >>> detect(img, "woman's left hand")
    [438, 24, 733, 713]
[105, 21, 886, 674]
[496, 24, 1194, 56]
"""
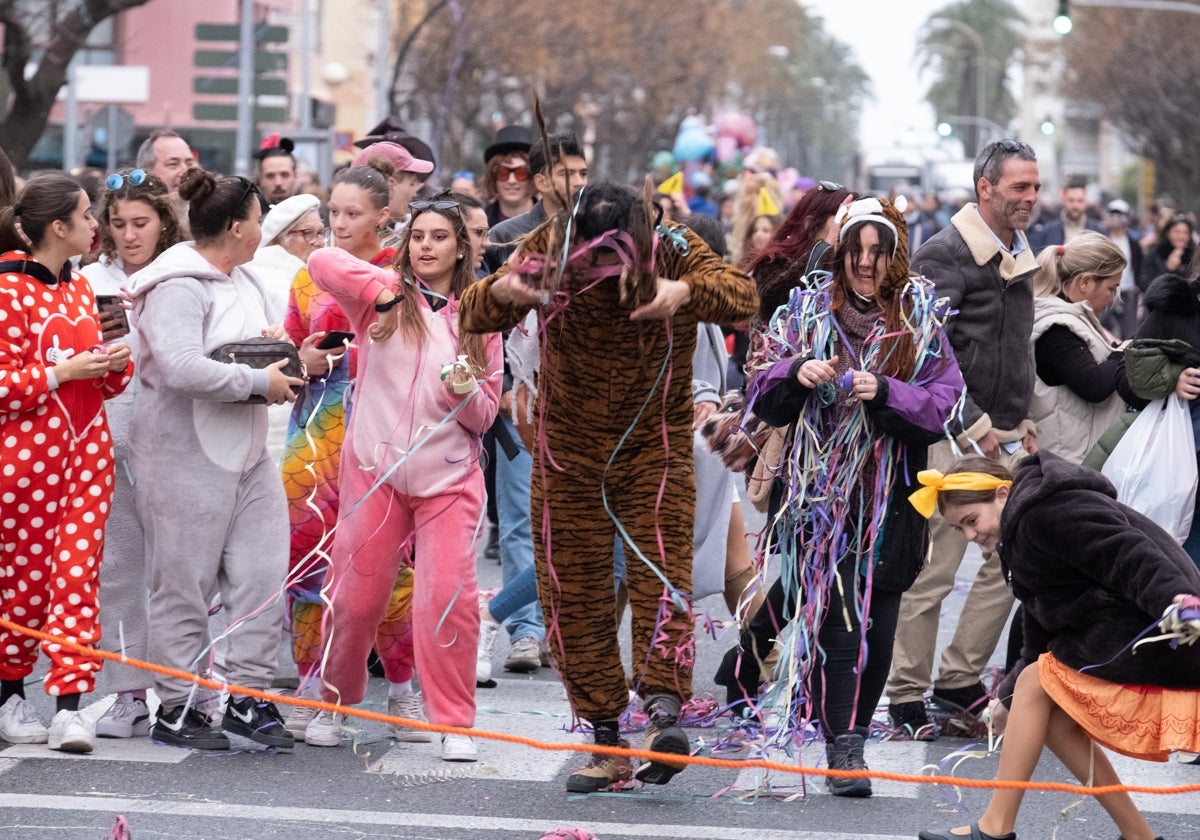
[298, 332, 332, 378]
[260, 324, 287, 340]
[851, 372, 878, 402]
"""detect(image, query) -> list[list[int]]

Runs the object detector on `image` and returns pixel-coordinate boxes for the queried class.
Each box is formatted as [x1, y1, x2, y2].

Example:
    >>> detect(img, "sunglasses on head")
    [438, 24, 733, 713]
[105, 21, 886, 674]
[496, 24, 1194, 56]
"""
[978, 139, 1035, 181]
[105, 169, 147, 191]
[410, 198, 461, 213]
[816, 180, 843, 192]
[227, 176, 260, 230]
[493, 164, 530, 182]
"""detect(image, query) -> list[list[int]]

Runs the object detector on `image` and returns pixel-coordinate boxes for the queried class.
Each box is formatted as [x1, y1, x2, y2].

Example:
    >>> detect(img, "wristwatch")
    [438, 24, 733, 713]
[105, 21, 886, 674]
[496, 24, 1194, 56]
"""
[374, 294, 404, 313]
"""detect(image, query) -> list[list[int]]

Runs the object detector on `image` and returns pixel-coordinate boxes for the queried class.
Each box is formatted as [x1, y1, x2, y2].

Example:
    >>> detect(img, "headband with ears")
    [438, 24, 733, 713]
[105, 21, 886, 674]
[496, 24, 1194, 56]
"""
[835, 195, 911, 298]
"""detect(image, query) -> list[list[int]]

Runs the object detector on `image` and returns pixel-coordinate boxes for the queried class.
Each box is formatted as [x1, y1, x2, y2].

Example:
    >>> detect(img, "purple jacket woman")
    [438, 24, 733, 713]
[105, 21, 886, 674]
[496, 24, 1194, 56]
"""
[715, 196, 965, 797]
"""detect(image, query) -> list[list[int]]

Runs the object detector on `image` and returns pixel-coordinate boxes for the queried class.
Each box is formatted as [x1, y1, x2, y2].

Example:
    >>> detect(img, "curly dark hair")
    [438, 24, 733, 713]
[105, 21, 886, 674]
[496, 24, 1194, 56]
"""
[95, 170, 183, 264]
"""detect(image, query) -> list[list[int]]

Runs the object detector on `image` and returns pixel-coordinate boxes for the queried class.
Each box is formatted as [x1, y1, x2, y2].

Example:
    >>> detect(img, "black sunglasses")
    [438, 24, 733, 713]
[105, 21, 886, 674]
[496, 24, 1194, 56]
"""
[410, 198, 461, 214]
[816, 180, 844, 192]
[227, 176, 260, 230]
[978, 139, 1034, 182]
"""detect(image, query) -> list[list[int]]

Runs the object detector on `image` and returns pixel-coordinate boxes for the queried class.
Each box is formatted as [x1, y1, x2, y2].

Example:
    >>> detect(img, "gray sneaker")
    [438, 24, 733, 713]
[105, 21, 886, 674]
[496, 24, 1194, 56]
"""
[504, 636, 542, 673]
[0, 695, 48, 744]
[387, 689, 432, 742]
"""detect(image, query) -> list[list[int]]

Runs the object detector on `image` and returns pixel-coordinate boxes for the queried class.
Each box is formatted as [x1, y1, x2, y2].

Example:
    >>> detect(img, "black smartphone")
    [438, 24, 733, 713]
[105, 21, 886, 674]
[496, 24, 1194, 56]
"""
[316, 330, 355, 350]
[95, 294, 130, 339]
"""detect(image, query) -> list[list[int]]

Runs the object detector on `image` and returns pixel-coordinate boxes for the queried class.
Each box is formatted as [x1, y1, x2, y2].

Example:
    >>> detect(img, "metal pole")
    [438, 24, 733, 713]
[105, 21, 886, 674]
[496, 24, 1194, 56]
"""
[376, 0, 390, 123]
[107, 105, 118, 172]
[933, 18, 988, 152]
[233, 0, 255, 178]
[299, 0, 312, 131]
[63, 62, 79, 172]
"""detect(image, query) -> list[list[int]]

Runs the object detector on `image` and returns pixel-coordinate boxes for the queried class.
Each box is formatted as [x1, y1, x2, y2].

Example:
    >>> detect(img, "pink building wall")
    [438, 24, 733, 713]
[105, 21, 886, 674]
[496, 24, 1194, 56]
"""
[119, 0, 243, 130]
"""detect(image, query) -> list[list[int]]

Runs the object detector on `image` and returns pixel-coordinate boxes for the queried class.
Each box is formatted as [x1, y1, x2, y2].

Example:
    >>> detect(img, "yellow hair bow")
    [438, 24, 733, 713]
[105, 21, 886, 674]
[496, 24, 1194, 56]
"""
[908, 470, 1013, 519]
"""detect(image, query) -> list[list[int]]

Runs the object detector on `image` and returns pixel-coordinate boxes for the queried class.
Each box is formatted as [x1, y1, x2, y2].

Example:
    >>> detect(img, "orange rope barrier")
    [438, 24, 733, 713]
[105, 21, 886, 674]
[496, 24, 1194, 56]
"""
[5, 616, 1199, 797]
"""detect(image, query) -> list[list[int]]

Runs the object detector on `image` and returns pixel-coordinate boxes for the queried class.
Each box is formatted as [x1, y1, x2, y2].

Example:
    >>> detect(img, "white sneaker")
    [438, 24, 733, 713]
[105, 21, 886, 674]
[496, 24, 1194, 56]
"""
[96, 694, 151, 738]
[0, 695, 48, 744]
[284, 705, 318, 741]
[48, 709, 94, 753]
[303, 710, 346, 747]
[477, 619, 500, 684]
[441, 732, 478, 762]
[387, 689, 432, 742]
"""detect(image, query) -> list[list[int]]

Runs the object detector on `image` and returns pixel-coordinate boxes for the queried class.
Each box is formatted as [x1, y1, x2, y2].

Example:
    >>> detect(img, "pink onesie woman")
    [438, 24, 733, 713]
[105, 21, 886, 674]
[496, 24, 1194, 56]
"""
[304, 196, 500, 762]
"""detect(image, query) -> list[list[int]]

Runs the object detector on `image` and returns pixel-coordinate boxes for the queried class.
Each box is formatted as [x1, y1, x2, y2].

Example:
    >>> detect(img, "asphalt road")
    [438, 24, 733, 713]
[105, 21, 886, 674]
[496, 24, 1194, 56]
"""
[2, 524, 1198, 840]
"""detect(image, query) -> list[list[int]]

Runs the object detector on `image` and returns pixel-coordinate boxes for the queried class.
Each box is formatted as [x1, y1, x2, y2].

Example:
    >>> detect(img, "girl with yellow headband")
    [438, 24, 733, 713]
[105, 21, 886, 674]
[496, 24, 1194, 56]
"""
[917, 451, 1200, 840]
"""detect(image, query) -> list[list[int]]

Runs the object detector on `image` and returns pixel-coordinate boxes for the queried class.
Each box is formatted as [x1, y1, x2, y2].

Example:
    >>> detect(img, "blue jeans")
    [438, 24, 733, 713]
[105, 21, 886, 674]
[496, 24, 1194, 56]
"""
[494, 414, 545, 642]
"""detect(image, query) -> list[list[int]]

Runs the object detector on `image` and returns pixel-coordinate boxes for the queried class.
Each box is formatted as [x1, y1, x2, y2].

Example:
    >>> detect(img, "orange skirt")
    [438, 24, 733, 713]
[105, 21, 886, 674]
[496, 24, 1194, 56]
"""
[1038, 651, 1200, 762]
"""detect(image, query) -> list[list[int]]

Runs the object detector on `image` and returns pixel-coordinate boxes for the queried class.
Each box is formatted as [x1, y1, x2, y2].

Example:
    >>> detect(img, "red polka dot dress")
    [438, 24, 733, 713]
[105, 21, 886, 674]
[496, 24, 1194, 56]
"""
[0, 252, 134, 697]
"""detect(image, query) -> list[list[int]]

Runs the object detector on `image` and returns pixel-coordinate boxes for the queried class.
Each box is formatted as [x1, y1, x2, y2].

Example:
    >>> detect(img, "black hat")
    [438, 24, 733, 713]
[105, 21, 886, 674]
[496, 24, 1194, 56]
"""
[483, 125, 533, 164]
[355, 120, 437, 172]
[354, 116, 408, 148]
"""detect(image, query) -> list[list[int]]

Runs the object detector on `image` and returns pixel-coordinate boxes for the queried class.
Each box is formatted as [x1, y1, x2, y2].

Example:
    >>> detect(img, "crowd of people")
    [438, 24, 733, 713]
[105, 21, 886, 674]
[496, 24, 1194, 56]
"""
[1, 122, 1199, 840]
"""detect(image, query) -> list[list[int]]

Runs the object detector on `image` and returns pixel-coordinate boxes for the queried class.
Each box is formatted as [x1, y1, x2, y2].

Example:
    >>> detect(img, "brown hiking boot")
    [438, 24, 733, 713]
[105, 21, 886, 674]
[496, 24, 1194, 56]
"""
[635, 695, 689, 785]
[565, 740, 633, 793]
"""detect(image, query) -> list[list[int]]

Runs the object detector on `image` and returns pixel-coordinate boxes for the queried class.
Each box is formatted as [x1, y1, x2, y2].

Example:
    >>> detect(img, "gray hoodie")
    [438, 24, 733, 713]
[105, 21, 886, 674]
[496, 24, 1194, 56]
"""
[127, 241, 274, 475]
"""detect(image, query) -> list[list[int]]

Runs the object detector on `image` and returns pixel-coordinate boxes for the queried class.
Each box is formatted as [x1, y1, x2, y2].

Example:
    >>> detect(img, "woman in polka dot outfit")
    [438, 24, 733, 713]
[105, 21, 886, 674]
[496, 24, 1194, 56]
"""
[0, 174, 135, 753]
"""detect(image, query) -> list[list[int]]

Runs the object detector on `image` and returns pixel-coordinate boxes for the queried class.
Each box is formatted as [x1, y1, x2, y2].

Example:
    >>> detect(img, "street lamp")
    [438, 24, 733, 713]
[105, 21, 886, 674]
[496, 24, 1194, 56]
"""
[931, 17, 987, 155]
[1054, 1, 1073, 33]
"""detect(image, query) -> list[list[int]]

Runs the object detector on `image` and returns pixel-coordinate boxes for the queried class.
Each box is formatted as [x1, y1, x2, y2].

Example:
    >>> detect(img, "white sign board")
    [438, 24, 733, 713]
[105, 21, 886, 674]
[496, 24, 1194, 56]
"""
[56, 65, 150, 104]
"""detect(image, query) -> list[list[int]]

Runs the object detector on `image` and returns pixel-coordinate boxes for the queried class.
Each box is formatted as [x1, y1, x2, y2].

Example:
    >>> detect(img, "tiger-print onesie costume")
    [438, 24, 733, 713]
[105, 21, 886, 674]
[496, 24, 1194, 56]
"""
[459, 224, 757, 724]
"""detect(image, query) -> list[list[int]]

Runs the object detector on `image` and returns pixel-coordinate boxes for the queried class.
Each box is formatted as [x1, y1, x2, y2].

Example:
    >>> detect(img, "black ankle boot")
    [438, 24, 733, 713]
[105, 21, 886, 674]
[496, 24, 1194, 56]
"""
[825, 728, 872, 798]
[714, 645, 761, 717]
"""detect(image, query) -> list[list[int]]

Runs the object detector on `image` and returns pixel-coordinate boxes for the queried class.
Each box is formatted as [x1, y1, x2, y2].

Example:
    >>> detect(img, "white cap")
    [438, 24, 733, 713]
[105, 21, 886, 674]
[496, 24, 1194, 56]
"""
[261, 194, 321, 246]
[1107, 199, 1131, 215]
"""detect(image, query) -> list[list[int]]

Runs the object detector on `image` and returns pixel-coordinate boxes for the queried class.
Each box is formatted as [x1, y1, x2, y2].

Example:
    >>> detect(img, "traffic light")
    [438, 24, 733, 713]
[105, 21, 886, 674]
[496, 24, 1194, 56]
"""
[1053, 1, 1072, 34]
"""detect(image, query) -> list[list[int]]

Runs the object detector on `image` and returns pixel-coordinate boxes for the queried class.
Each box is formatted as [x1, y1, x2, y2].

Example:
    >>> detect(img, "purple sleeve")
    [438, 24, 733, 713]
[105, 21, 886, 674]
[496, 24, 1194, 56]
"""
[878, 338, 965, 435]
[746, 356, 802, 408]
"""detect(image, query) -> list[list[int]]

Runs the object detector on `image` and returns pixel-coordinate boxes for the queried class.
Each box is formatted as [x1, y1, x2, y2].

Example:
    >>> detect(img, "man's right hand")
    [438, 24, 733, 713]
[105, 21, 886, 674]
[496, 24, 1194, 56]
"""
[975, 429, 1001, 460]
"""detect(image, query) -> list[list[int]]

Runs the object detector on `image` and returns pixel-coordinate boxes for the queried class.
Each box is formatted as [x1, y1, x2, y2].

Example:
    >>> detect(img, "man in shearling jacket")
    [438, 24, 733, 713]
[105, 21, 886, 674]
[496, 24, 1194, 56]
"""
[886, 139, 1044, 738]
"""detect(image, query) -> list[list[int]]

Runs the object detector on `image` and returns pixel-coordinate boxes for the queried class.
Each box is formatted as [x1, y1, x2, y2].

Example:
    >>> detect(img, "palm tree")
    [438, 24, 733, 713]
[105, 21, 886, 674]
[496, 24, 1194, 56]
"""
[916, 0, 1024, 156]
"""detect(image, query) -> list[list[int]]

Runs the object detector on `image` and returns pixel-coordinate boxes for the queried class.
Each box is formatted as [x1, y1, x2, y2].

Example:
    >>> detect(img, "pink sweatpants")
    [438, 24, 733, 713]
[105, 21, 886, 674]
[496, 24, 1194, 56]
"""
[318, 456, 481, 727]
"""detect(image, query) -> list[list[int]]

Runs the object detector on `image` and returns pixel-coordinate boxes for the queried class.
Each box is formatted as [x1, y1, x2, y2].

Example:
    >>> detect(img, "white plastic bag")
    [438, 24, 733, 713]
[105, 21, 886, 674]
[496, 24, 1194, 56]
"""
[1101, 394, 1198, 543]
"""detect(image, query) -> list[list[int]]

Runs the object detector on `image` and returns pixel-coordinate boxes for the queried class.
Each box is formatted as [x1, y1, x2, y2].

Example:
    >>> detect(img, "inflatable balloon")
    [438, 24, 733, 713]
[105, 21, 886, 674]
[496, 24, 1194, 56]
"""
[673, 117, 714, 163]
[715, 112, 757, 149]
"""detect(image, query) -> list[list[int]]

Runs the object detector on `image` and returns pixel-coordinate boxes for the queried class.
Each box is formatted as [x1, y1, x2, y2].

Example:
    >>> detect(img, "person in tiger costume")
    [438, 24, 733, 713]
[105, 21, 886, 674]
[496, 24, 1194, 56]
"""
[459, 179, 757, 792]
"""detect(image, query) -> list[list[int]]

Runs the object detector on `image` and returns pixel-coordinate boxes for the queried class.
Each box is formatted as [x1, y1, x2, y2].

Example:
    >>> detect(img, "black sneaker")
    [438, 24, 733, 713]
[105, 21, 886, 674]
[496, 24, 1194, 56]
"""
[889, 700, 937, 741]
[152, 704, 230, 750]
[222, 696, 295, 749]
[931, 682, 989, 716]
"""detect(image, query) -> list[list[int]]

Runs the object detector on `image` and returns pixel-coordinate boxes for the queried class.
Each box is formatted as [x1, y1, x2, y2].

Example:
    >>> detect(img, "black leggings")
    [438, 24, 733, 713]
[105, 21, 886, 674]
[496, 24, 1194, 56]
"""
[732, 562, 902, 739]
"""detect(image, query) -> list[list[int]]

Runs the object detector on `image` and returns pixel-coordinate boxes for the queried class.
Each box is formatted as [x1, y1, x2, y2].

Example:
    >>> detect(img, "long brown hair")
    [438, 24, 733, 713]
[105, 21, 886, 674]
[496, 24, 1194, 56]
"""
[830, 220, 918, 382]
[391, 200, 488, 371]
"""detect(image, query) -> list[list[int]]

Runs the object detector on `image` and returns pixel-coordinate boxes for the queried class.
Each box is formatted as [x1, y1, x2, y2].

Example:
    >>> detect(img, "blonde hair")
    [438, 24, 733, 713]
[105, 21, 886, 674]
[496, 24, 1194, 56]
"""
[1033, 231, 1127, 298]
